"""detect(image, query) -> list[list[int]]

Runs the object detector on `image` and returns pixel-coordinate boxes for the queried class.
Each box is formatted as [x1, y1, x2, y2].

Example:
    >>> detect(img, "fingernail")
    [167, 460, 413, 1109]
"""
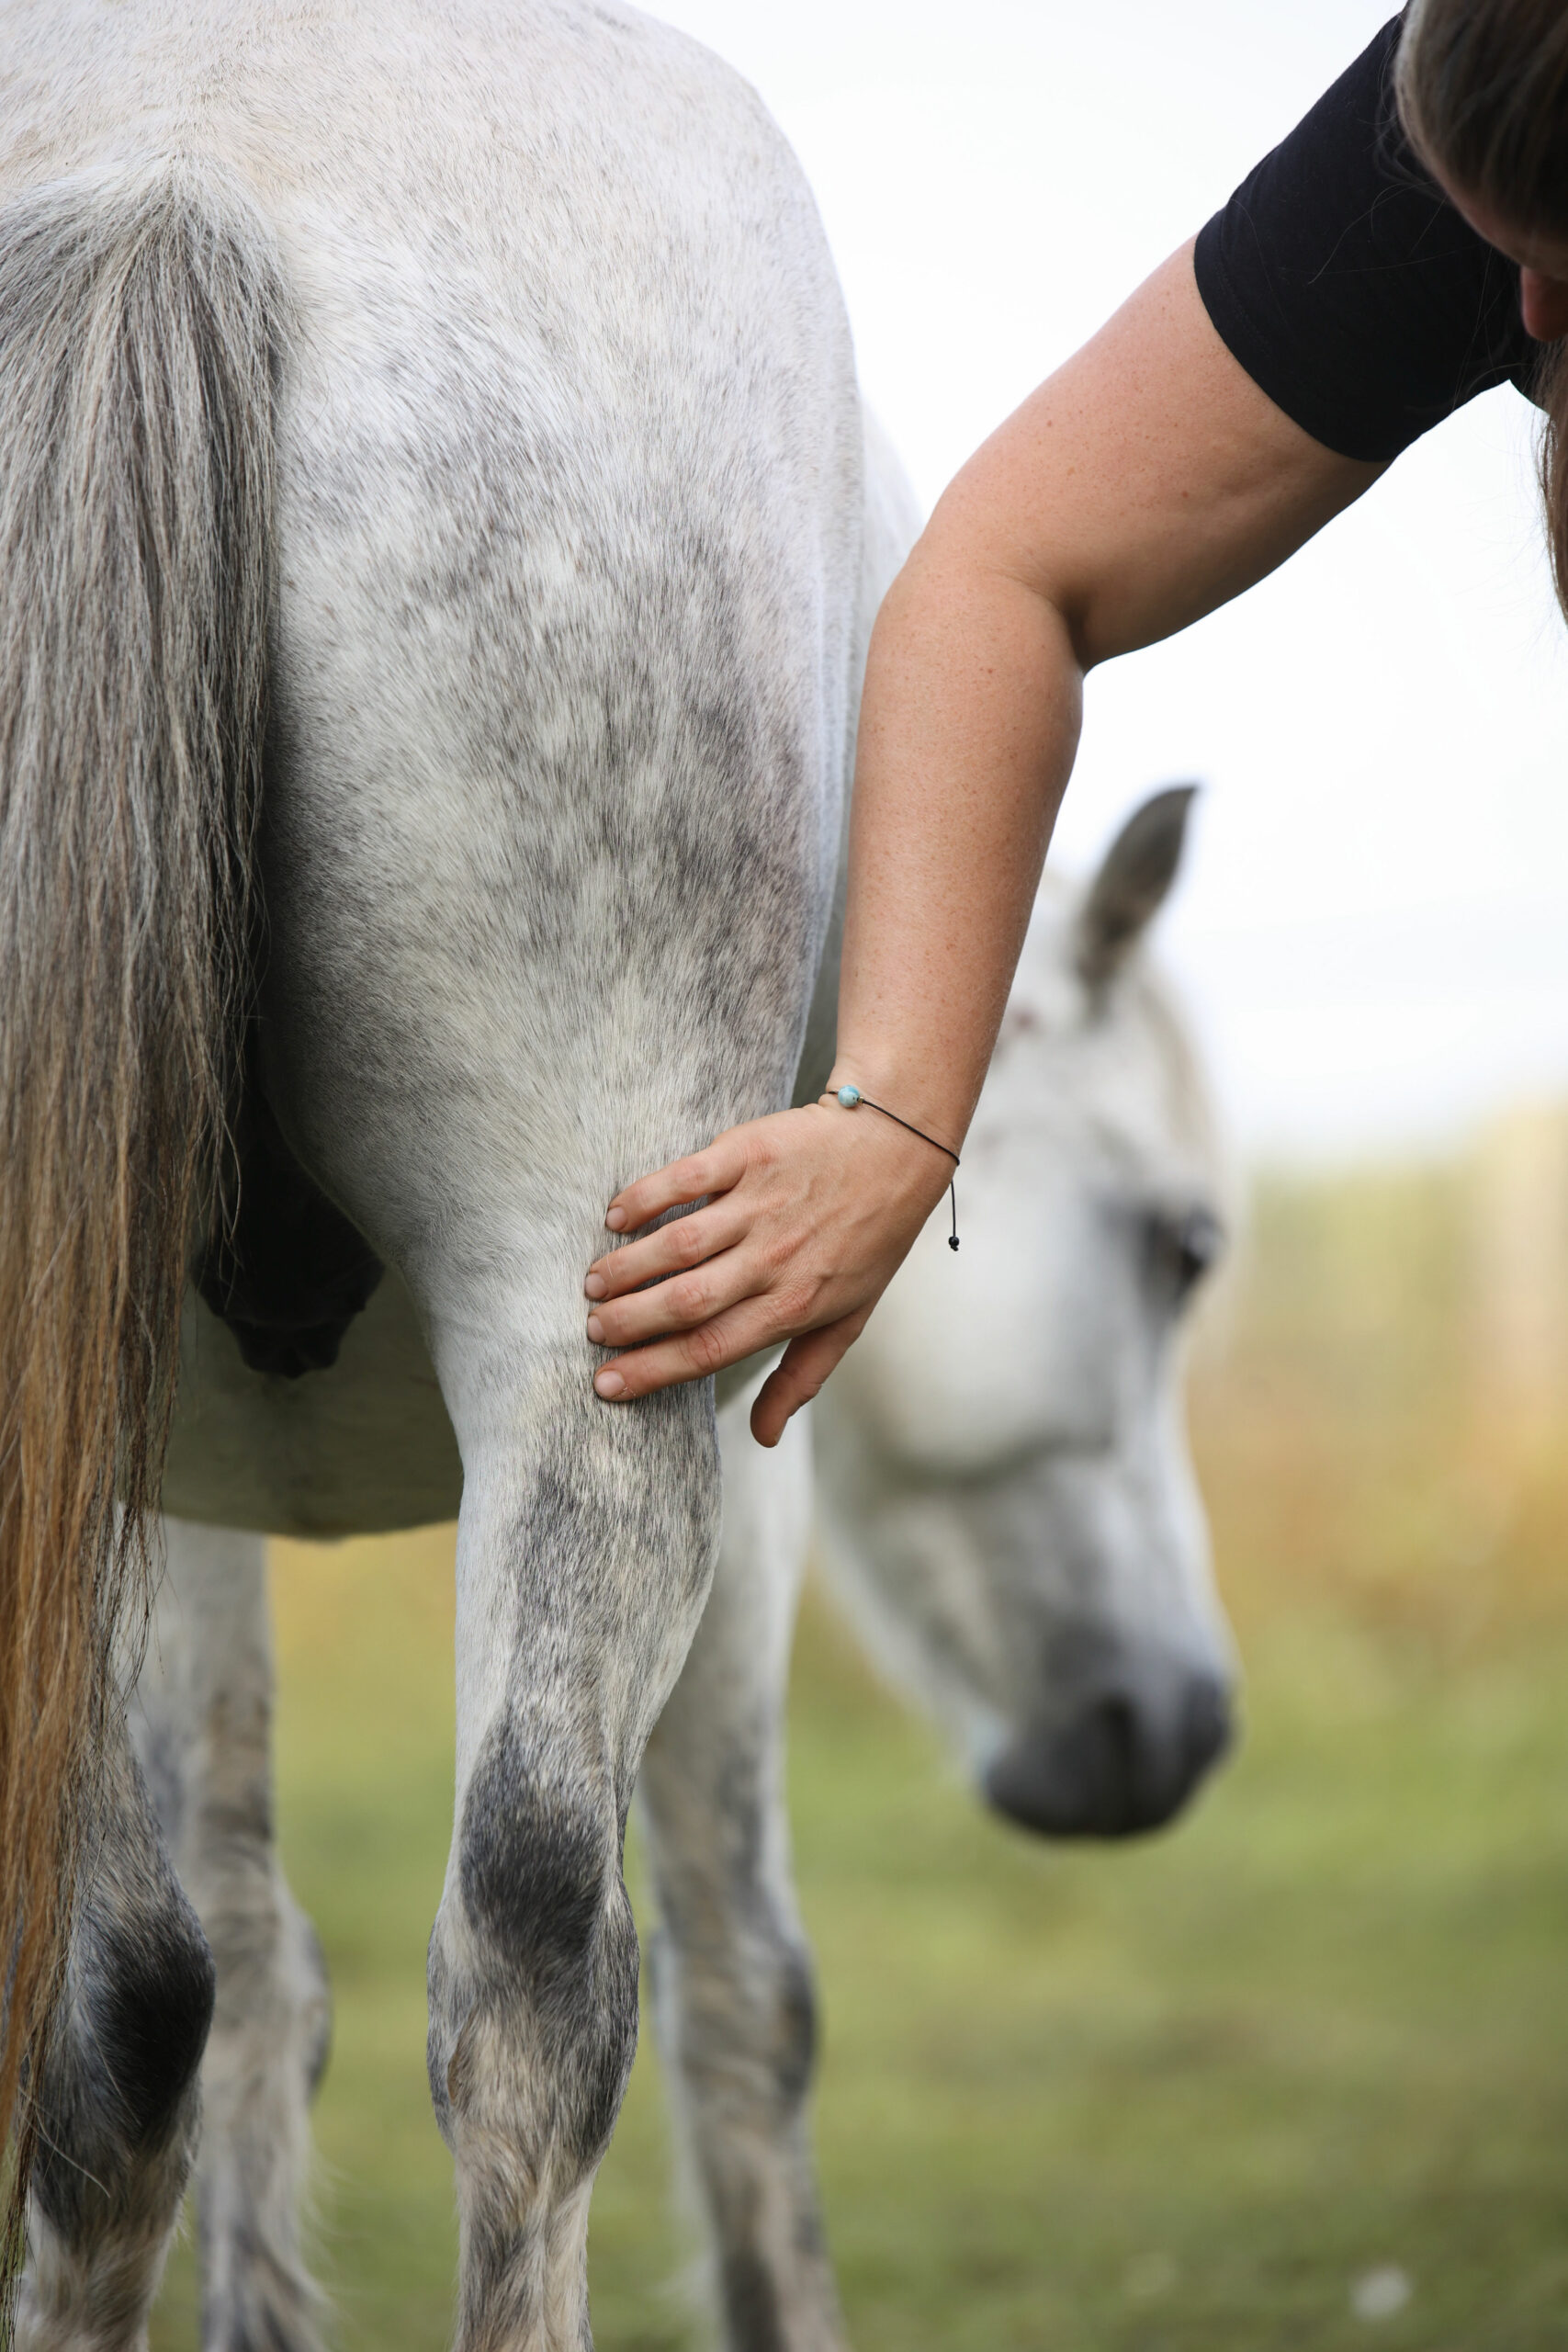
[594, 1368, 626, 1398]
[605, 1206, 626, 1230]
[586, 1315, 604, 1343]
[584, 1272, 607, 1298]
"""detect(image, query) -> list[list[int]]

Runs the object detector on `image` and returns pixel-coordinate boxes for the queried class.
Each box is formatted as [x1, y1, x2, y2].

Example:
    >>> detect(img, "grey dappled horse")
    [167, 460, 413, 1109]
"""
[0, 4, 1232, 2345]
[2, 3, 871, 2344]
[817, 786, 1236, 1841]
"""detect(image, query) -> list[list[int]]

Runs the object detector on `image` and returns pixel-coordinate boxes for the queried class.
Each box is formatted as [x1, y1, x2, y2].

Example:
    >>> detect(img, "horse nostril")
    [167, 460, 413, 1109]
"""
[1089, 1693, 1138, 1826]
[984, 1690, 1153, 1839]
[984, 1672, 1234, 1842]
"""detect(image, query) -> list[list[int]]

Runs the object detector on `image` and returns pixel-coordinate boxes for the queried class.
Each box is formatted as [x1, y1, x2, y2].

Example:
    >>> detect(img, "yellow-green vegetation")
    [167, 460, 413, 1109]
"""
[155, 1121, 1568, 2350]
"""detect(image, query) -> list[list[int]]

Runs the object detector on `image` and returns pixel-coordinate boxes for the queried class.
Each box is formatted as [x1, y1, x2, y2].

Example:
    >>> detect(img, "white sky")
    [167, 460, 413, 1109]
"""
[651, 0, 1568, 1164]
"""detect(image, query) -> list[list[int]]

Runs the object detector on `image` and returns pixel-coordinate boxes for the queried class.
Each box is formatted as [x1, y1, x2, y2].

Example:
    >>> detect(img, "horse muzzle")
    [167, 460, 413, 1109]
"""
[982, 1669, 1234, 1838]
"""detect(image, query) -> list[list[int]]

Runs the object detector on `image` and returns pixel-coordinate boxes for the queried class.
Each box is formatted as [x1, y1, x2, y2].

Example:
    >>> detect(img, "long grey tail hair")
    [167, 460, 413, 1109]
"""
[0, 159, 285, 2288]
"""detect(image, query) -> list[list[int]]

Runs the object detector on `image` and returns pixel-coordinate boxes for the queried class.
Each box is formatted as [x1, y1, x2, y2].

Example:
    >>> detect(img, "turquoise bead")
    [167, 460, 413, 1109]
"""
[836, 1083, 862, 1108]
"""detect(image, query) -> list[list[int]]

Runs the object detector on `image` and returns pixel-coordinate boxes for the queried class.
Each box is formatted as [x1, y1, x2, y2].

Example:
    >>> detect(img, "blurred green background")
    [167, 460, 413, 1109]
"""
[152, 1110, 1568, 2351]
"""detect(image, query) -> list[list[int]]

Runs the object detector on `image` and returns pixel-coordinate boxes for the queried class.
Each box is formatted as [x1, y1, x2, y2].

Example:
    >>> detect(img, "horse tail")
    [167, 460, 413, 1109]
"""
[0, 159, 285, 2271]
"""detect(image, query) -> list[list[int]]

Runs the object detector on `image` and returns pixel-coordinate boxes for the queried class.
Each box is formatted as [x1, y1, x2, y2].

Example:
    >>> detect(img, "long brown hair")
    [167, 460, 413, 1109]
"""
[1397, 0, 1568, 611]
[0, 161, 281, 2291]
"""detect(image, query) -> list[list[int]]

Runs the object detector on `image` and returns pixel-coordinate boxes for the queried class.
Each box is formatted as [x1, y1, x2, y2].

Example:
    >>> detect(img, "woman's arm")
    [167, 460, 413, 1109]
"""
[583, 239, 1383, 1443]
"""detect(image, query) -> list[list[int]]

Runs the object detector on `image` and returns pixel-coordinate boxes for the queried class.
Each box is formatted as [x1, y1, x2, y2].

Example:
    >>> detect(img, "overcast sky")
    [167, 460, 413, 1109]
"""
[652, 0, 1568, 1164]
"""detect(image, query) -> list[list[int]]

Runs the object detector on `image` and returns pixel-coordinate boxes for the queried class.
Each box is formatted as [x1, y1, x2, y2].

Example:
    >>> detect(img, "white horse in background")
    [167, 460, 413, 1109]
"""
[816, 786, 1236, 1839]
[0, 2, 1235, 2344]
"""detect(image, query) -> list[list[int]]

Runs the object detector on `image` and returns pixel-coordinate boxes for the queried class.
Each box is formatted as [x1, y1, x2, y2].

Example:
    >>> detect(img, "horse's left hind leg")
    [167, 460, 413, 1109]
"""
[17, 1724, 214, 2352]
[132, 1522, 331, 2352]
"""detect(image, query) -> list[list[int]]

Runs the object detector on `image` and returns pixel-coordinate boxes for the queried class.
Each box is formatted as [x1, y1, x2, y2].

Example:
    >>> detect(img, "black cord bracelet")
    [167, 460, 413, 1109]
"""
[831, 1082, 960, 1251]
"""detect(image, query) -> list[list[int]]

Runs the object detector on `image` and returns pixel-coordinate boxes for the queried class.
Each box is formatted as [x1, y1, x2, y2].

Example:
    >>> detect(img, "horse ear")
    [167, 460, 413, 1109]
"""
[1075, 783, 1199, 988]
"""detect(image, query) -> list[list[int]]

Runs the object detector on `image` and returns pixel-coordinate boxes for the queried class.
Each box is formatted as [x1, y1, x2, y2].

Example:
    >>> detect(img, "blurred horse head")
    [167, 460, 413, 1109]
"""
[815, 787, 1237, 1838]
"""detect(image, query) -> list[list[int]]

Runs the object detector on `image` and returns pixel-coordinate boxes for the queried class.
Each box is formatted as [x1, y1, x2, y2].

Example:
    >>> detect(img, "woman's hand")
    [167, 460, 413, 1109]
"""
[583, 1100, 953, 1447]
[584, 246, 1385, 1450]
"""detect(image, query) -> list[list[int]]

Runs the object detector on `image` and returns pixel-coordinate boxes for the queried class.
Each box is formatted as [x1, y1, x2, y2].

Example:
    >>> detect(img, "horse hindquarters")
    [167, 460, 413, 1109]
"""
[245, 76, 856, 2339]
[260, 592, 847, 2344]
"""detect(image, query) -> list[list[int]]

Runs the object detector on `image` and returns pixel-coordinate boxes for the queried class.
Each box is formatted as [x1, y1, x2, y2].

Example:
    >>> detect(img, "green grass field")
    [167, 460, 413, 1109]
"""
[152, 1148, 1568, 2350]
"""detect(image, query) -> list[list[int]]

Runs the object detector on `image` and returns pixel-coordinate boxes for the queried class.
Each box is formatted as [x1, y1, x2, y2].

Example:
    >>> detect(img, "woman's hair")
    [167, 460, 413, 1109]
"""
[1397, 0, 1568, 611]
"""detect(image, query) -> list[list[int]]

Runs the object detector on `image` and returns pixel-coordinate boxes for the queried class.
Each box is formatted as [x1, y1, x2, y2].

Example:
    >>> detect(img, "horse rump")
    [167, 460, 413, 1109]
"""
[0, 156, 284, 2288]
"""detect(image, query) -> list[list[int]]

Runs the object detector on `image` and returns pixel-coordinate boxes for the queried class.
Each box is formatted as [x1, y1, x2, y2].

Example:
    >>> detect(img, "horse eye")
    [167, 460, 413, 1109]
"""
[1149, 1205, 1224, 1301]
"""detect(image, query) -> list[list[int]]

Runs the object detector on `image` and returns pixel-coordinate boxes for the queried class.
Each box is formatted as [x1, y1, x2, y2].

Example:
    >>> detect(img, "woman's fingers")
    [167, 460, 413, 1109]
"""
[592, 1295, 805, 1401]
[750, 1317, 868, 1448]
[584, 1199, 744, 1304]
[603, 1134, 746, 1237]
[586, 1098, 953, 1426]
[587, 1240, 783, 1351]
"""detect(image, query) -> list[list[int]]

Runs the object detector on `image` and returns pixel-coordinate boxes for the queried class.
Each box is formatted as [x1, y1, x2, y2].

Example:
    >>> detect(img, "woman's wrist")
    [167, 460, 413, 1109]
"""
[818, 1082, 965, 1239]
[824, 1057, 969, 1162]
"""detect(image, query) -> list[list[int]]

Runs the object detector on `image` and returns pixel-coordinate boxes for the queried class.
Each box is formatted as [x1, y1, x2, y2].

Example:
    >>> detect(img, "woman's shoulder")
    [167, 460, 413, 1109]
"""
[1194, 15, 1540, 464]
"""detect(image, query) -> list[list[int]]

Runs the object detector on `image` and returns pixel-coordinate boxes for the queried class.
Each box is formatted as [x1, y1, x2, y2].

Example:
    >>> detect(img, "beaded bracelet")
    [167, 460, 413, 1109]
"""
[830, 1083, 960, 1251]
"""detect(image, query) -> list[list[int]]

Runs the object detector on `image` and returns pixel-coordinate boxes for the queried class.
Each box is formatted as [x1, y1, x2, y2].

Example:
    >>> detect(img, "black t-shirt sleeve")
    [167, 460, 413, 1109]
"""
[1194, 16, 1541, 463]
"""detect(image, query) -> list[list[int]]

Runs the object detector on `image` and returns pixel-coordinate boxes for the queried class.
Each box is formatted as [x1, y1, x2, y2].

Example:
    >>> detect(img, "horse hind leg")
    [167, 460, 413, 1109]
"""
[130, 1520, 331, 2352]
[419, 1317, 722, 2352]
[637, 1383, 844, 2352]
[17, 1724, 215, 2352]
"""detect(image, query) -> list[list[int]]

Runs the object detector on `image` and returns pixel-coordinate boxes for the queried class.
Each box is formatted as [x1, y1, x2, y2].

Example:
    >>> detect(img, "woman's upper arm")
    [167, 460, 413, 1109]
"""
[924, 238, 1386, 671]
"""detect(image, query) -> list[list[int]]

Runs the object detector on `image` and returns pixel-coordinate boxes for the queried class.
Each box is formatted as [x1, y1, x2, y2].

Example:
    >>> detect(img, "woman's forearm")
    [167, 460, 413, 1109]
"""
[828, 237, 1380, 1153]
[829, 535, 1084, 1151]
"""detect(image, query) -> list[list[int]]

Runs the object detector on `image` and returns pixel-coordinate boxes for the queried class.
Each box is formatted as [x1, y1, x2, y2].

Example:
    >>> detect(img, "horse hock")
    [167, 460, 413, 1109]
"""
[17, 1732, 214, 2352]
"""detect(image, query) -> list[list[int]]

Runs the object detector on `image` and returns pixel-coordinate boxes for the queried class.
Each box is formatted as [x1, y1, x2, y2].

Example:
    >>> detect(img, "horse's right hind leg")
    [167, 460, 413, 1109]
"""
[132, 1521, 331, 2352]
[17, 1724, 214, 2352]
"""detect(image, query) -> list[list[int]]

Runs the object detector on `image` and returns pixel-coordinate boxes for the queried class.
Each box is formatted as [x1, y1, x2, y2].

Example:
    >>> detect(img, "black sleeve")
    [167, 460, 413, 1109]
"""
[1194, 16, 1541, 463]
